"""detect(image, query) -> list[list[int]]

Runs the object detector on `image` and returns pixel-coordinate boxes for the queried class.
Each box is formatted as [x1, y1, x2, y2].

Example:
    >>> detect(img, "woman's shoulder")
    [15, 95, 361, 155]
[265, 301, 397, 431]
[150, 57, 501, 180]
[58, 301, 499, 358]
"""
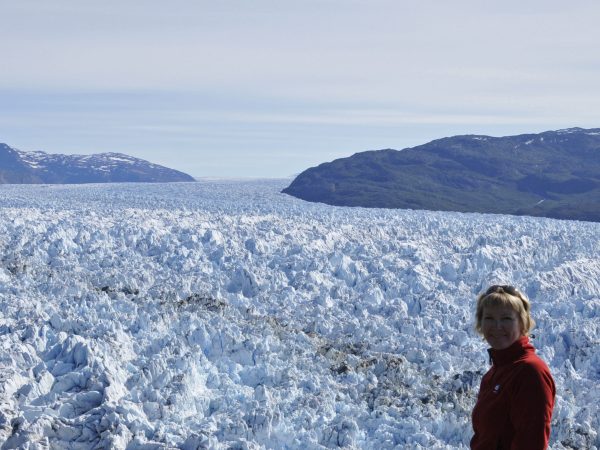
[522, 345, 551, 367]
[513, 351, 555, 392]
[515, 348, 551, 372]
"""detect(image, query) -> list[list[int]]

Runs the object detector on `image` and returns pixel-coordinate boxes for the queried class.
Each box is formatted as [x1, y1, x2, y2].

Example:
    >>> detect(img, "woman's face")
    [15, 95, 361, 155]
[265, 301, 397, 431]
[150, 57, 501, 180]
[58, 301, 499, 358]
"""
[481, 304, 523, 350]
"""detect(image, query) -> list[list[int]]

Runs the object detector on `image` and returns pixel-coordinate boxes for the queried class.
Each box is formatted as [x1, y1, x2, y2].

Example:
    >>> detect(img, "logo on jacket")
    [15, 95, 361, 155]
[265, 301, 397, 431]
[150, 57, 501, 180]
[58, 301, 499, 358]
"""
[493, 384, 501, 394]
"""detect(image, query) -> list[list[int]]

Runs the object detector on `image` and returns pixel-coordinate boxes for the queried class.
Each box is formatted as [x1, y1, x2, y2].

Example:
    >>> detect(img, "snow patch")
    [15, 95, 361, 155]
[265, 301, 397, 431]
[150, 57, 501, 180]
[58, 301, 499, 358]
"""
[0, 180, 598, 449]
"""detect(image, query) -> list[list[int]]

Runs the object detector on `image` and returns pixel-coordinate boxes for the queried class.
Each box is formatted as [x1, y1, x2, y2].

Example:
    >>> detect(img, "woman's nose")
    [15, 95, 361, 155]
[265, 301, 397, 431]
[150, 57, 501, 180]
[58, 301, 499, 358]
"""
[489, 319, 504, 328]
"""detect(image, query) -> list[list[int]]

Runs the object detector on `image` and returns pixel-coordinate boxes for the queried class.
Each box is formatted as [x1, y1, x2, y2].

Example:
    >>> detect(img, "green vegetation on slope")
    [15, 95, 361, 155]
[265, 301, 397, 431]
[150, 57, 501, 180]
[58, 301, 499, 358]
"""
[282, 128, 600, 222]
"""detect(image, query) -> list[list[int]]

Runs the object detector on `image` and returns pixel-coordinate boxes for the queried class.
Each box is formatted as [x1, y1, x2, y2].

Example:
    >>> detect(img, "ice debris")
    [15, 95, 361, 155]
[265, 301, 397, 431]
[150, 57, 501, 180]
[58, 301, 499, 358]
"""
[0, 180, 598, 449]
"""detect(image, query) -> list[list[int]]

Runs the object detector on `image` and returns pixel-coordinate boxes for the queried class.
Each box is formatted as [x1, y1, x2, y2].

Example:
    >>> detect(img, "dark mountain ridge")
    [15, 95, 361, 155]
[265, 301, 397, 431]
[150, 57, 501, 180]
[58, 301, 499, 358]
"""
[282, 128, 600, 222]
[0, 143, 194, 183]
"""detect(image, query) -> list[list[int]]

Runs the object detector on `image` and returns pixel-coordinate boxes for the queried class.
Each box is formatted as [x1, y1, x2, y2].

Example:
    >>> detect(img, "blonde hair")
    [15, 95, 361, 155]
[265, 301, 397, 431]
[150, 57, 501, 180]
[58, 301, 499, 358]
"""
[475, 285, 535, 336]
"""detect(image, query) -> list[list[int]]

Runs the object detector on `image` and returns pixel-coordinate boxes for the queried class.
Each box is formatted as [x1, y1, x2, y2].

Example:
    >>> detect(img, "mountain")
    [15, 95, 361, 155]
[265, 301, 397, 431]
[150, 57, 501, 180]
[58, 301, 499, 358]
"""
[282, 128, 600, 222]
[0, 143, 195, 183]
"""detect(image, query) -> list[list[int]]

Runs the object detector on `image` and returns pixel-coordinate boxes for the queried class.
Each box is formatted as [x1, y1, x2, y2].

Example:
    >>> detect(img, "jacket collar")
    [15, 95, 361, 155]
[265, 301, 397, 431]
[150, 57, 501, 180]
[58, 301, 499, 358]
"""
[487, 335, 534, 366]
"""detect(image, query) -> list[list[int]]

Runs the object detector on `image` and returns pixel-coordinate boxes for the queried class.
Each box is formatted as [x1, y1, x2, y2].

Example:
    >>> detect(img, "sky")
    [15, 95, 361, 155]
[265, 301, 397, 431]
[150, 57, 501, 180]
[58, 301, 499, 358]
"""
[1, 0, 600, 178]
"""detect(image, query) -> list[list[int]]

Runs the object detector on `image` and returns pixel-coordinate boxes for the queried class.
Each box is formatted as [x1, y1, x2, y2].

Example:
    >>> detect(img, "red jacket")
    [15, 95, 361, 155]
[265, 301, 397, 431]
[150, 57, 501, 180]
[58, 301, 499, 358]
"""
[471, 336, 555, 450]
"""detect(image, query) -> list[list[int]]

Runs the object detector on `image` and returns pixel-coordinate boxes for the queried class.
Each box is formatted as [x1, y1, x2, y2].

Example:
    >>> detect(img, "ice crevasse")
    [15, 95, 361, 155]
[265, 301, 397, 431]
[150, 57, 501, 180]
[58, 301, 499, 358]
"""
[0, 180, 598, 449]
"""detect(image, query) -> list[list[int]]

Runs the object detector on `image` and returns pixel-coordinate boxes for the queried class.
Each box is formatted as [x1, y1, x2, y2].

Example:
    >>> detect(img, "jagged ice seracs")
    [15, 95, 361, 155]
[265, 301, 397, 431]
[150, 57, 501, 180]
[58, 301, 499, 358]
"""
[0, 180, 598, 449]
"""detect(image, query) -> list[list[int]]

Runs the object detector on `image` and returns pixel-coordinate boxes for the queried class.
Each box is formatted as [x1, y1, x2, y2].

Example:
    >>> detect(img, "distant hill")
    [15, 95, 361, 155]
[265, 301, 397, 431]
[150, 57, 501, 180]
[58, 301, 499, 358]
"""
[0, 143, 195, 184]
[282, 128, 600, 222]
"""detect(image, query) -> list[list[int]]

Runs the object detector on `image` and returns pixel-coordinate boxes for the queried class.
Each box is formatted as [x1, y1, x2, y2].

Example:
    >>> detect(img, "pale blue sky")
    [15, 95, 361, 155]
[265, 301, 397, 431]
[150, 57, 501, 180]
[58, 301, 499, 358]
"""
[1, 0, 599, 177]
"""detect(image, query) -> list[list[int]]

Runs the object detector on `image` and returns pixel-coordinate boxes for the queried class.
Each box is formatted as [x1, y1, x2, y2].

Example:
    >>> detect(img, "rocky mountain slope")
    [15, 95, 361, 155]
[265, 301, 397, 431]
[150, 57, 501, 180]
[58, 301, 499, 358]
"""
[282, 128, 600, 222]
[0, 143, 194, 183]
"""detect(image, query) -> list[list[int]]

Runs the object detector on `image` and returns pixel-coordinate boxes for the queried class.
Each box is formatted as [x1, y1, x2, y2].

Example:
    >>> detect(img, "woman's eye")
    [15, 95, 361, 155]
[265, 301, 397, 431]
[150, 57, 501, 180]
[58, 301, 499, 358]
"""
[501, 317, 514, 322]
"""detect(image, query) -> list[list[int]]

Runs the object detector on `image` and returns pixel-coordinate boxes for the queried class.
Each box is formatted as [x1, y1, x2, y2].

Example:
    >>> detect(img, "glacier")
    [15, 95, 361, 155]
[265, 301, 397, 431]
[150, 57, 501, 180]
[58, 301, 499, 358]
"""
[0, 180, 598, 449]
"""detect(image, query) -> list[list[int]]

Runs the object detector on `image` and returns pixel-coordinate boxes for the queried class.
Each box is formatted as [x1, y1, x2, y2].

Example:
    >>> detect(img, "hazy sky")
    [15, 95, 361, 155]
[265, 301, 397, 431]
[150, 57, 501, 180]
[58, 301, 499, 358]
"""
[2, 0, 600, 177]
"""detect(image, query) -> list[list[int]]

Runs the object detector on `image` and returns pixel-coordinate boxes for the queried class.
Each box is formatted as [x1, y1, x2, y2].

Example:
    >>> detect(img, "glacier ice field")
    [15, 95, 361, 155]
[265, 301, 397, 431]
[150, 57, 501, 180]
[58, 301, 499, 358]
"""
[0, 180, 598, 449]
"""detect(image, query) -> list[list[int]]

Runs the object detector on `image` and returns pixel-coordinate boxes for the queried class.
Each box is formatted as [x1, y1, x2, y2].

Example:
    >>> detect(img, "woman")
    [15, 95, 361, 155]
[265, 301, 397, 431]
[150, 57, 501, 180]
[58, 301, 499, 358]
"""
[471, 285, 555, 450]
